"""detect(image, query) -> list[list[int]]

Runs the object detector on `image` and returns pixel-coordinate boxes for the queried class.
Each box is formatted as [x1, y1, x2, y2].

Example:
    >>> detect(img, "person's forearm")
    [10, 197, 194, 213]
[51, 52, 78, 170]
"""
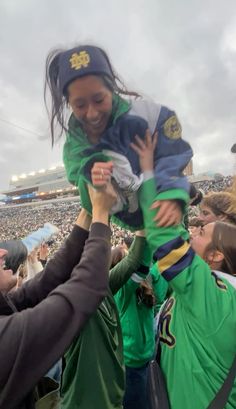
[92, 209, 109, 226]
[25, 260, 43, 281]
[10, 225, 89, 310]
[139, 177, 187, 253]
[109, 236, 149, 294]
[0, 223, 111, 409]
[75, 208, 92, 231]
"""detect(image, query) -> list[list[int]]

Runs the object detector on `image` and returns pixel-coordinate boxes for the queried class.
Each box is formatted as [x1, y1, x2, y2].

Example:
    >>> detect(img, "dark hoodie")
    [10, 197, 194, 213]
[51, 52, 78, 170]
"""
[0, 223, 111, 409]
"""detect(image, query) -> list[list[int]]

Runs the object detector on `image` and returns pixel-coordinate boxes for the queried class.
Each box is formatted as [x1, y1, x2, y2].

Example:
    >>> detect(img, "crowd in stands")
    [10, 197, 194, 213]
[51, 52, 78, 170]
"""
[194, 175, 233, 193]
[0, 200, 134, 254]
[0, 176, 234, 256]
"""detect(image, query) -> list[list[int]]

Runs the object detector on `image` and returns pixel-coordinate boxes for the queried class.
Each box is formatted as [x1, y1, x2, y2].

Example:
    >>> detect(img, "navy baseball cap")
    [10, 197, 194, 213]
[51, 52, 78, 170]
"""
[58, 45, 114, 95]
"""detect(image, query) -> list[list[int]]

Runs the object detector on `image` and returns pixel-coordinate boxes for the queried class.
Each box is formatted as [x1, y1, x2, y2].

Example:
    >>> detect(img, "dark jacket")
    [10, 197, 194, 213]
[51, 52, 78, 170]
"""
[0, 222, 111, 409]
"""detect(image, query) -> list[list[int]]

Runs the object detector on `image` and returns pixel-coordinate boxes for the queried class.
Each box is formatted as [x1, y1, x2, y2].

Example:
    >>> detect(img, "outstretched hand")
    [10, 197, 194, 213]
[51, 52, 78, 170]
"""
[151, 200, 182, 227]
[130, 129, 158, 172]
[130, 128, 182, 227]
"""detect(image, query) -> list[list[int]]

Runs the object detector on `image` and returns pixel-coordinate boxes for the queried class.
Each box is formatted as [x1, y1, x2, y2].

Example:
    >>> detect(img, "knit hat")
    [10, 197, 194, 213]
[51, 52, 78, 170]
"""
[58, 45, 114, 95]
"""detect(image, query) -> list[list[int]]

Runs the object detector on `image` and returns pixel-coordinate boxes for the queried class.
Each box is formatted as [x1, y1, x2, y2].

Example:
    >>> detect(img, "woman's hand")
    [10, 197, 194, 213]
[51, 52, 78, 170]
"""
[151, 200, 182, 227]
[130, 129, 158, 172]
[88, 183, 117, 225]
[39, 243, 49, 261]
[28, 248, 39, 264]
[91, 161, 113, 187]
[130, 127, 182, 227]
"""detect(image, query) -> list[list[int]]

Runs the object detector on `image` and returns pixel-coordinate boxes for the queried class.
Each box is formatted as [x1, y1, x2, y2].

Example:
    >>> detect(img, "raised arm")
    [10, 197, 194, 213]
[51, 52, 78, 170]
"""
[0, 183, 116, 408]
[109, 232, 150, 295]
[10, 209, 92, 310]
[133, 132, 229, 329]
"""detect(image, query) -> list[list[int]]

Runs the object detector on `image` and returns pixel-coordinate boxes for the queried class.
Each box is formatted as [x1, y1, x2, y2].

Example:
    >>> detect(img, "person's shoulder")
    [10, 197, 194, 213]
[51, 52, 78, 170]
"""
[129, 96, 162, 115]
[127, 97, 161, 134]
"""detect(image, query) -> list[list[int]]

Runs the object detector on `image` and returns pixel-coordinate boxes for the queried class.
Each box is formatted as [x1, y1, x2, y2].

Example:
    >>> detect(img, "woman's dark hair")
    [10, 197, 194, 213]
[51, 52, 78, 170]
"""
[44, 46, 140, 146]
[0, 240, 28, 275]
[110, 245, 126, 268]
[189, 184, 203, 206]
[211, 221, 236, 276]
[136, 280, 156, 308]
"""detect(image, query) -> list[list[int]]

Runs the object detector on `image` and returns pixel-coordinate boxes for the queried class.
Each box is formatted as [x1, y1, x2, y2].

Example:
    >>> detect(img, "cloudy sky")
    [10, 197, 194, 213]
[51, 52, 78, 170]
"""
[0, 0, 235, 191]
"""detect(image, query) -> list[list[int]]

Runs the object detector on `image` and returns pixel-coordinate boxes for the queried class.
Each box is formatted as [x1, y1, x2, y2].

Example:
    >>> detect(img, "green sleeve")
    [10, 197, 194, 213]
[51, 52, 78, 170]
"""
[150, 265, 169, 311]
[63, 132, 86, 186]
[139, 177, 189, 254]
[115, 273, 144, 308]
[109, 237, 151, 295]
[63, 131, 110, 215]
[118, 279, 140, 299]
[114, 268, 149, 316]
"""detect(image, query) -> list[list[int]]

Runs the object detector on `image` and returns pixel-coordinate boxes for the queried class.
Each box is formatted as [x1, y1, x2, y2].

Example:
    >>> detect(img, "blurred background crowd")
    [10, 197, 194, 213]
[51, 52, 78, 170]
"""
[0, 175, 234, 257]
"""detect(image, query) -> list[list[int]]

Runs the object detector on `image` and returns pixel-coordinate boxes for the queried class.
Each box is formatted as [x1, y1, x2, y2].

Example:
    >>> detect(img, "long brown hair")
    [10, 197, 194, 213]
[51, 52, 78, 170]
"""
[212, 221, 236, 276]
[136, 279, 156, 308]
[44, 45, 140, 146]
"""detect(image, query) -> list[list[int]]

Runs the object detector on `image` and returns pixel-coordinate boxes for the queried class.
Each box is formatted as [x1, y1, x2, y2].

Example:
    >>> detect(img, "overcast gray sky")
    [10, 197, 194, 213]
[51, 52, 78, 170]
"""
[0, 0, 235, 191]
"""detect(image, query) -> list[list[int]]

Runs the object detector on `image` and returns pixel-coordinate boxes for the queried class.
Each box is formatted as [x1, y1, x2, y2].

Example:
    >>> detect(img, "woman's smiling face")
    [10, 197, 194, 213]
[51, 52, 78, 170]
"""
[68, 75, 113, 142]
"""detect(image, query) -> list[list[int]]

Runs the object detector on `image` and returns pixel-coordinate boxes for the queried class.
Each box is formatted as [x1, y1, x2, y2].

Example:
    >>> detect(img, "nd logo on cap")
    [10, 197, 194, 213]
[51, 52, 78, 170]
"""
[69, 51, 90, 70]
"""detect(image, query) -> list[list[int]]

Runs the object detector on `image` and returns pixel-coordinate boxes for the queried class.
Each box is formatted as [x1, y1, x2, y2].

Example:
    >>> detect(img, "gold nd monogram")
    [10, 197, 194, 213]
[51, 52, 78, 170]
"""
[69, 51, 90, 70]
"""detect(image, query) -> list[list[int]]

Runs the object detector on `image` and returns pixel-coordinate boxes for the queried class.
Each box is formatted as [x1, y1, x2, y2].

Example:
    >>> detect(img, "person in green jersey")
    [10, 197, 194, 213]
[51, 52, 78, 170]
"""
[44, 44, 192, 232]
[129, 131, 236, 409]
[114, 263, 168, 409]
[60, 224, 150, 409]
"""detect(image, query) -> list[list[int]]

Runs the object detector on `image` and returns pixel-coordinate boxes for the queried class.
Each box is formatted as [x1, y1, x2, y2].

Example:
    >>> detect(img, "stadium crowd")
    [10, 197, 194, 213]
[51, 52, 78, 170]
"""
[194, 175, 233, 193]
[0, 200, 134, 253]
[0, 176, 233, 256]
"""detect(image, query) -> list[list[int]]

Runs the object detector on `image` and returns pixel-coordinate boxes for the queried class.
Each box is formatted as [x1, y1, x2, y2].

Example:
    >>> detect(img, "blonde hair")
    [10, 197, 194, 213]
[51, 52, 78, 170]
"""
[202, 191, 236, 225]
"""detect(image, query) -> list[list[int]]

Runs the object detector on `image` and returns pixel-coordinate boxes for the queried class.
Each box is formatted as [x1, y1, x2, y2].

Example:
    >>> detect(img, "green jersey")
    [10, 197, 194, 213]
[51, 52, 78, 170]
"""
[61, 236, 147, 409]
[140, 177, 236, 409]
[114, 262, 168, 368]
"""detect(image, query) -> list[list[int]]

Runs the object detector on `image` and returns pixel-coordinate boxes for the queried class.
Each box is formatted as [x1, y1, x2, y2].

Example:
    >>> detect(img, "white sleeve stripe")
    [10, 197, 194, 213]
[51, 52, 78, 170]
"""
[131, 273, 144, 283]
[143, 171, 154, 181]
[128, 98, 162, 134]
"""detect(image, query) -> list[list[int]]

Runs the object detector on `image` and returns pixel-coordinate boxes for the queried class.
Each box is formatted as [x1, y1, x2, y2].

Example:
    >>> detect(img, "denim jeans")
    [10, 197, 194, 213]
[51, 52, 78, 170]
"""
[123, 363, 150, 409]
